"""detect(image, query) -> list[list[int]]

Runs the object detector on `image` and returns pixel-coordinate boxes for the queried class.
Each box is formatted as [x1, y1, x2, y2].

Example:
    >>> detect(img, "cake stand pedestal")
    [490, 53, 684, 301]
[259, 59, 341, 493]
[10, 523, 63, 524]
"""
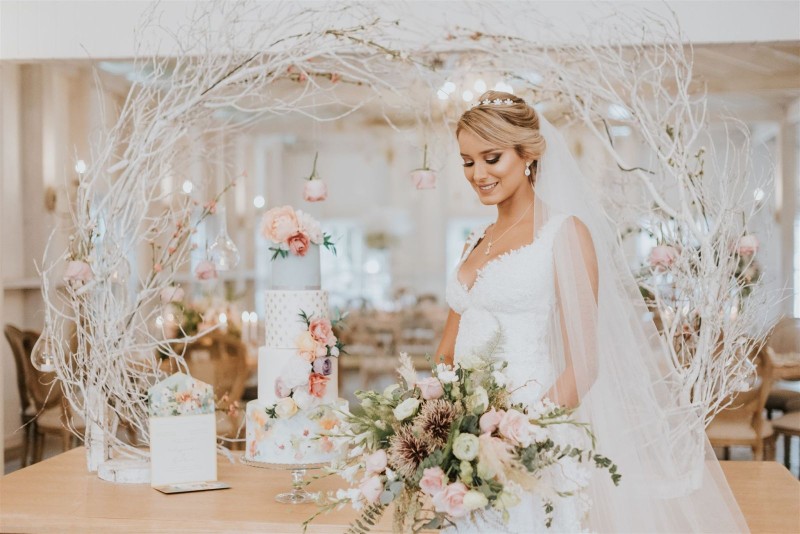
[240, 455, 329, 504]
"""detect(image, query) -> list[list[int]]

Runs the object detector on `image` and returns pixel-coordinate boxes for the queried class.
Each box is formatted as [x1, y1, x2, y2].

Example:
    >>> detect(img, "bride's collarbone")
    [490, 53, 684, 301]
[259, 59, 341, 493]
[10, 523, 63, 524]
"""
[459, 226, 536, 286]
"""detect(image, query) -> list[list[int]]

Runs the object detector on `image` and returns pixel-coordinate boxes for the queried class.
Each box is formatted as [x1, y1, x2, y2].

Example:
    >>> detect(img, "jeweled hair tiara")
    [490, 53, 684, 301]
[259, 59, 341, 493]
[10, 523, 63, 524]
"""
[469, 98, 517, 109]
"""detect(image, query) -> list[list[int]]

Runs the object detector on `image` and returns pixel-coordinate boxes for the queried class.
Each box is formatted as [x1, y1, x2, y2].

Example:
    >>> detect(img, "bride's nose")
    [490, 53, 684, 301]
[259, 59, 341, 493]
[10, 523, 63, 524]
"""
[473, 162, 488, 181]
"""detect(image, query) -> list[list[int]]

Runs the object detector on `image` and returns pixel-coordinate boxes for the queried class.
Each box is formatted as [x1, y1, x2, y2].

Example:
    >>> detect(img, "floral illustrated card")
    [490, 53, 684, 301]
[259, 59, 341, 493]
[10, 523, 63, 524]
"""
[148, 373, 217, 488]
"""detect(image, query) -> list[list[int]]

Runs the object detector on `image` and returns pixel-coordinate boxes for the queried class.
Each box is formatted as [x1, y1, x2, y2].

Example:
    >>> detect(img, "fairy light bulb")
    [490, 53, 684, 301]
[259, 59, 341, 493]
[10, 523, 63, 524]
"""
[208, 206, 240, 271]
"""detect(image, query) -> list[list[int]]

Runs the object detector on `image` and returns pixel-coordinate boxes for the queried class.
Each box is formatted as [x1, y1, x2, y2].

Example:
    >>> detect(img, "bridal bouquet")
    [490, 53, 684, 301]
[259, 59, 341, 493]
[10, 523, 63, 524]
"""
[305, 349, 620, 532]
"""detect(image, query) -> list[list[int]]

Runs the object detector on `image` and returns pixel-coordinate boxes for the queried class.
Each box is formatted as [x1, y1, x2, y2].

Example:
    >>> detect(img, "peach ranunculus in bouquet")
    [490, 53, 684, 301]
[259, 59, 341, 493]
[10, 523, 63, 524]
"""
[304, 335, 620, 532]
[260, 205, 336, 260]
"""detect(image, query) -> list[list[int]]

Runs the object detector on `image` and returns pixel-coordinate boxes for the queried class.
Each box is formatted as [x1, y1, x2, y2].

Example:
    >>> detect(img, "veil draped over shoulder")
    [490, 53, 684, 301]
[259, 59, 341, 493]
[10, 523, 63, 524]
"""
[534, 116, 747, 532]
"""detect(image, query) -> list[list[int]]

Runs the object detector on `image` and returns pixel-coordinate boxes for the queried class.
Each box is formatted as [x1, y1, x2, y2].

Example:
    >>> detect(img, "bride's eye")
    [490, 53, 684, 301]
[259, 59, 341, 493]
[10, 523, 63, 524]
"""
[462, 161, 474, 168]
[486, 155, 500, 164]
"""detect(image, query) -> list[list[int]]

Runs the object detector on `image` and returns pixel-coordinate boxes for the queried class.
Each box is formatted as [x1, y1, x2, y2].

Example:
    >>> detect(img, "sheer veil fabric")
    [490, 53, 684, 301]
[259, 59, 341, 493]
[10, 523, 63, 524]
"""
[534, 116, 747, 532]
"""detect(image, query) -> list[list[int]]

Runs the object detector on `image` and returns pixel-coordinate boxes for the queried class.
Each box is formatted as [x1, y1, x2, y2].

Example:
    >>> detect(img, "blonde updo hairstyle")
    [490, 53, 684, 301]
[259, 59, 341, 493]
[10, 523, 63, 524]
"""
[456, 91, 546, 185]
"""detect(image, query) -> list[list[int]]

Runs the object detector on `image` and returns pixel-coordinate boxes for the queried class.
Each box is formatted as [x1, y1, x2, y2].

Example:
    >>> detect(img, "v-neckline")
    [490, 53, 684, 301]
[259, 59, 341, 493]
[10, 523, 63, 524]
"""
[456, 220, 552, 294]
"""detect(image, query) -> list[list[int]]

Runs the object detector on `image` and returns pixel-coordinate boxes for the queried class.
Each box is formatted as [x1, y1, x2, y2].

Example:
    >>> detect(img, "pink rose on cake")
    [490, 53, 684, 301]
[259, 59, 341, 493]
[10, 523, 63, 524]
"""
[309, 318, 336, 347]
[308, 373, 329, 398]
[261, 206, 299, 243]
[287, 232, 310, 256]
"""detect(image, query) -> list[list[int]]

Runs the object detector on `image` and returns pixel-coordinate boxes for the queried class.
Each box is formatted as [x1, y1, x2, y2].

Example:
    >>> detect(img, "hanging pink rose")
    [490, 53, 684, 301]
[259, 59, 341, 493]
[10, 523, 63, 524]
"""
[303, 180, 328, 202]
[648, 245, 678, 271]
[308, 373, 329, 398]
[63, 260, 93, 283]
[411, 169, 437, 190]
[287, 232, 310, 256]
[737, 235, 759, 256]
[309, 318, 336, 346]
[159, 286, 184, 304]
[195, 260, 218, 281]
[261, 206, 299, 243]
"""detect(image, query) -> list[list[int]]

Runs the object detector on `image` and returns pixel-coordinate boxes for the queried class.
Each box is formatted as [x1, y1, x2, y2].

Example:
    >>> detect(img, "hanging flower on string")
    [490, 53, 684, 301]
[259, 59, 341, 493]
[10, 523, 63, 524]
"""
[303, 152, 328, 202]
[410, 144, 436, 190]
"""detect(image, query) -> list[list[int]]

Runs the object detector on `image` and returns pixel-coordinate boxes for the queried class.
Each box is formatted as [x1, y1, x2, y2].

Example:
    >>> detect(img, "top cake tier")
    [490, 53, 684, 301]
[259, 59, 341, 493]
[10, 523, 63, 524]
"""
[271, 243, 321, 290]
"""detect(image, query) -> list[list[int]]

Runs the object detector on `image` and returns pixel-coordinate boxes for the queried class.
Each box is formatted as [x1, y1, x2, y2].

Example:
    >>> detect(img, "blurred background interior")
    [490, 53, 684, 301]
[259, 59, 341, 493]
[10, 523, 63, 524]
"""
[1, 1, 799, 478]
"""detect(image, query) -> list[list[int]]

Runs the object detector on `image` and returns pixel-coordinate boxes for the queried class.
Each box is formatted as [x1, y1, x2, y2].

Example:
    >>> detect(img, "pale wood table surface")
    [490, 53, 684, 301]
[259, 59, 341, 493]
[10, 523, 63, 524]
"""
[1, 448, 798, 533]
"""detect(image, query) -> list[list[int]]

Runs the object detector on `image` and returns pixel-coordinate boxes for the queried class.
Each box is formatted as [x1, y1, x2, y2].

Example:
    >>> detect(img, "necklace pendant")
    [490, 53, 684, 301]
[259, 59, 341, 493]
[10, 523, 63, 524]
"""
[485, 242, 491, 256]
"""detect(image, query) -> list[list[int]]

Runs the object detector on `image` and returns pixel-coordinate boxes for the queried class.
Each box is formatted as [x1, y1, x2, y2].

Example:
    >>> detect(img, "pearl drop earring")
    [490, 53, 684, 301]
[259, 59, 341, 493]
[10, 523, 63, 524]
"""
[524, 161, 532, 176]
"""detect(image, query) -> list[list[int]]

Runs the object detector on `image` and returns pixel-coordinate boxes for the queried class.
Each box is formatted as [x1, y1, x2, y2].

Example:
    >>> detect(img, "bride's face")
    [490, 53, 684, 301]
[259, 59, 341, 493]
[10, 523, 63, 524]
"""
[458, 129, 529, 206]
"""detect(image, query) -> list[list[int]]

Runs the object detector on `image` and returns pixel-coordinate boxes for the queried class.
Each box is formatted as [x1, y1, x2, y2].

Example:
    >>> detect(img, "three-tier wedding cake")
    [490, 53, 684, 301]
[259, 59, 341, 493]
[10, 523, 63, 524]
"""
[245, 206, 346, 464]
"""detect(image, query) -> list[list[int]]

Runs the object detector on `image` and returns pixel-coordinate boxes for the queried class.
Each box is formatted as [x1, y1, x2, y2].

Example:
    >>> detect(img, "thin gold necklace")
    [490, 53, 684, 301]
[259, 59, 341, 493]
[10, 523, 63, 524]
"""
[485, 202, 534, 256]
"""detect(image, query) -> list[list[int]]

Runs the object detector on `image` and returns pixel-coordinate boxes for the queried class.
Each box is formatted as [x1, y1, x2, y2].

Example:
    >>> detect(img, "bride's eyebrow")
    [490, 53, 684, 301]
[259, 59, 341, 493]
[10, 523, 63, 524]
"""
[460, 148, 502, 157]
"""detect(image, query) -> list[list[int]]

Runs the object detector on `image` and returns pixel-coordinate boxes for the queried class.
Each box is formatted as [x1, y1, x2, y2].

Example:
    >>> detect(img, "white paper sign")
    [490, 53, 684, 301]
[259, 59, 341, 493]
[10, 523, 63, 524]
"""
[148, 373, 218, 488]
[150, 413, 217, 487]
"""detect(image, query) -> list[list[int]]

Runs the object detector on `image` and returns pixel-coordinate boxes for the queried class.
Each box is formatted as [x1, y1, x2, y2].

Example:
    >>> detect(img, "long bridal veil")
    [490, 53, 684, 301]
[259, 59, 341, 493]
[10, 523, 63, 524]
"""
[534, 115, 748, 532]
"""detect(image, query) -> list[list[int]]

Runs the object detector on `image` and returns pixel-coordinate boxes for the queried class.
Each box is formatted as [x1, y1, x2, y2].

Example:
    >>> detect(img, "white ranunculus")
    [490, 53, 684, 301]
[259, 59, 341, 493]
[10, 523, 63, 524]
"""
[274, 397, 298, 419]
[292, 388, 319, 410]
[393, 398, 420, 421]
[465, 386, 489, 415]
[437, 369, 458, 384]
[462, 490, 489, 511]
[279, 356, 311, 390]
[458, 351, 484, 370]
[452, 433, 480, 461]
[383, 384, 400, 399]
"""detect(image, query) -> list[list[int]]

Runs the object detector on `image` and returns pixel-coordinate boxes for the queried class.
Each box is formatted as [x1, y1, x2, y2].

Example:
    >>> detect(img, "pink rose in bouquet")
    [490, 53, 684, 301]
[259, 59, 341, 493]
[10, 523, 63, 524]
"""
[63, 260, 93, 283]
[359, 475, 384, 504]
[498, 409, 533, 447]
[431, 482, 468, 518]
[261, 206, 299, 243]
[648, 245, 678, 271]
[194, 260, 218, 281]
[419, 466, 447, 496]
[309, 318, 336, 346]
[308, 373, 329, 398]
[303, 180, 328, 202]
[365, 449, 388, 475]
[417, 376, 444, 400]
[737, 234, 759, 256]
[287, 232, 310, 256]
[479, 407, 505, 434]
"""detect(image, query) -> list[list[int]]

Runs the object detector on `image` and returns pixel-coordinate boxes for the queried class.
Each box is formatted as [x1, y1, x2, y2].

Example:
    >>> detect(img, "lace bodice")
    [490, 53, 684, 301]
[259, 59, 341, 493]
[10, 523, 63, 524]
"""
[445, 214, 570, 406]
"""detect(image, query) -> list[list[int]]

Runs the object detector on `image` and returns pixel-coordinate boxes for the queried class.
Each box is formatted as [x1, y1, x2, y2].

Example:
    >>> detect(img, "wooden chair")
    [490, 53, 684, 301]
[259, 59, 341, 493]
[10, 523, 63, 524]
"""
[771, 408, 800, 475]
[4, 325, 82, 465]
[765, 317, 800, 419]
[706, 346, 775, 460]
[178, 332, 249, 446]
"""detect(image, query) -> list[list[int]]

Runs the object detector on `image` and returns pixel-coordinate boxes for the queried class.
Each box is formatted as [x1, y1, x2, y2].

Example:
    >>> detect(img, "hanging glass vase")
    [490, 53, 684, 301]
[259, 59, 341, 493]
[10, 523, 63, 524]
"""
[208, 206, 240, 271]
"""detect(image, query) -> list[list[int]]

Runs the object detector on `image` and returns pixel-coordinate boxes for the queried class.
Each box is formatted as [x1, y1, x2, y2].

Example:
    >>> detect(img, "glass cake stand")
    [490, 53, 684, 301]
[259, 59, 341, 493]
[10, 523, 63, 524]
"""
[240, 455, 330, 504]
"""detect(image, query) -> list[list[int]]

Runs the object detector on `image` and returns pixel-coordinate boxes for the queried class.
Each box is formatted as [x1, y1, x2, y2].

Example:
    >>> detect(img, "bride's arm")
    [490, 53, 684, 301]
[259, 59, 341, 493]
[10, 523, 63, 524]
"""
[436, 309, 461, 366]
[545, 216, 599, 408]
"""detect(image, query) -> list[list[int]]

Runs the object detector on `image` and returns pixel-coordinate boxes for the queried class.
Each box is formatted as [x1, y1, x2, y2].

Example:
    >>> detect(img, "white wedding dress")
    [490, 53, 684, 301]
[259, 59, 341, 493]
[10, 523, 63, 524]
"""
[445, 213, 591, 533]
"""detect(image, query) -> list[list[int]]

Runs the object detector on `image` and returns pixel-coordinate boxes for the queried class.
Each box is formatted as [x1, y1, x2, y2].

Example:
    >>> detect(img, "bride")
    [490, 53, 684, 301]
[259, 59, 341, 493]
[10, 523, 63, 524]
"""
[436, 91, 748, 532]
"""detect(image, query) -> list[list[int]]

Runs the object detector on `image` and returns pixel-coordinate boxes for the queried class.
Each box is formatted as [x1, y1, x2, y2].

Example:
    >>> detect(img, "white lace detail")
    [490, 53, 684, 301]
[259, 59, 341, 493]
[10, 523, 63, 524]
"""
[444, 213, 591, 533]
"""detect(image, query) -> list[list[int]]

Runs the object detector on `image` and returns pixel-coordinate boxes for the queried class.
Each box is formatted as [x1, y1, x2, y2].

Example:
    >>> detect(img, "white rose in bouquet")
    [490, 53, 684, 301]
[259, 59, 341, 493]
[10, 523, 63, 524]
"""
[453, 433, 479, 461]
[393, 398, 420, 421]
[458, 351, 484, 370]
[462, 490, 489, 511]
[465, 386, 489, 415]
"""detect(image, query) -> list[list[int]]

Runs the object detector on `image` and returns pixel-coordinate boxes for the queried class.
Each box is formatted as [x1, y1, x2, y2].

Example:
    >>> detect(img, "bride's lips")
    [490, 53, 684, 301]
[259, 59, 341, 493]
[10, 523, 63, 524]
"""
[476, 182, 499, 193]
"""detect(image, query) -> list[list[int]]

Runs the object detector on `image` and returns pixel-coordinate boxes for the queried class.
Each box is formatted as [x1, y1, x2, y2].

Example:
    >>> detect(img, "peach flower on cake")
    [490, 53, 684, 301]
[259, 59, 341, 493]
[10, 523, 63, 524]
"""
[296, 210, 324, 244]
[308, 373, 329, 398]
[287, 232, 310, 256]
[295, 331, 320, 362]
[309, 318, 336, 346]
[261, 205, 299, 243]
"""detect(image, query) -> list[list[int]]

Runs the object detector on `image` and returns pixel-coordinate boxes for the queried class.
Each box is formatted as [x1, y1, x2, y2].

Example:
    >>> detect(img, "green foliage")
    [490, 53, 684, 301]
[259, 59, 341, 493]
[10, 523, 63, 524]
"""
[345, 503, 387, 534]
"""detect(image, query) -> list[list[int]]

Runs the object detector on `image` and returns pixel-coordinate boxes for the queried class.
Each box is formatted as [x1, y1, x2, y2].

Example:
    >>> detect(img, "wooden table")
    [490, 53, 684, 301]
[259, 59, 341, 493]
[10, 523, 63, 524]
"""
[2, 449, 799, 533]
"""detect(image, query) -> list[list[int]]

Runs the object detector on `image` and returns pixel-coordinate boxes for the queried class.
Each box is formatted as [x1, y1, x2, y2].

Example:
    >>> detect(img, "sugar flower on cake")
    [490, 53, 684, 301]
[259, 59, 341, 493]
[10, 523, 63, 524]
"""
[260, 205, 336, 260]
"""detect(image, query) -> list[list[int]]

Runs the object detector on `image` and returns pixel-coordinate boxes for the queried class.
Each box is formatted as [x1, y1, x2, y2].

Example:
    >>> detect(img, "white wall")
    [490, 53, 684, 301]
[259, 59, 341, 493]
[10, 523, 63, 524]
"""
[1, 1, 798, 61]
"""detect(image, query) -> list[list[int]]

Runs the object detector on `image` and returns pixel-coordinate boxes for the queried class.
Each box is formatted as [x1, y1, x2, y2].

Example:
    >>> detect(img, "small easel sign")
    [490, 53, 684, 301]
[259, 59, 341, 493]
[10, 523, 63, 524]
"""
[148, 373, 228, 493]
